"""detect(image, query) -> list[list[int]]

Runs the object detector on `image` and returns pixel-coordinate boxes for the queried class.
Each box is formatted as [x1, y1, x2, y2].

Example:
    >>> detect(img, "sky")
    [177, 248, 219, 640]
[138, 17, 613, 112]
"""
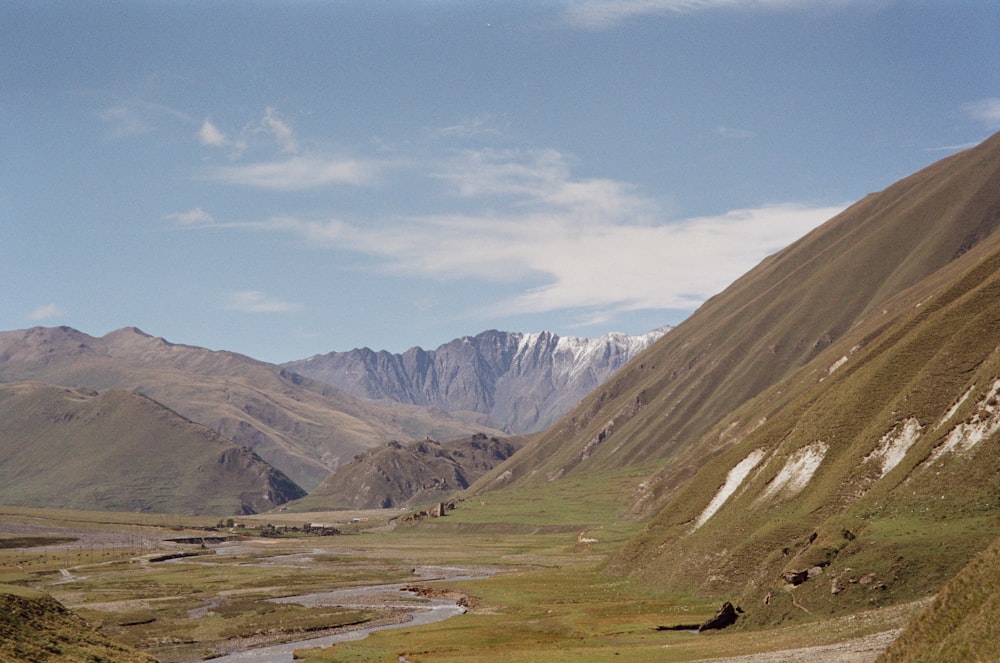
[2, 1, 998, 363]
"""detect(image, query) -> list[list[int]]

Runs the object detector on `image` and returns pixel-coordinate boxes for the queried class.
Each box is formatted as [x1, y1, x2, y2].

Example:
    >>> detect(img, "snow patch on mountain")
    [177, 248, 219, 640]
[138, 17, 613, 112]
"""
[865, 418, 922, 478]
[694, 448, 767, 530]
[759, 442, 828, 502]
[930, 378, 1000, 461]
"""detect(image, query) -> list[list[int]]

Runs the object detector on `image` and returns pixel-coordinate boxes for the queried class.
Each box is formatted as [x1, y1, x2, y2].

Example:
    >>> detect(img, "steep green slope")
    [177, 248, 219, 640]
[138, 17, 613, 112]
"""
[0, 585, 155, 663]
[609, 215, 1000, 622]
[476, 132, 1000, 493]
[878, 536, 1000, 662]
[0, 381, 305, 515]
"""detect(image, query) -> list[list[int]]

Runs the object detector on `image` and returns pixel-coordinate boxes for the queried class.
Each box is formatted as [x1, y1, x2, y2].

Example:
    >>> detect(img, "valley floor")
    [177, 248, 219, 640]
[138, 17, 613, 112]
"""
[0, 488, 926, 662]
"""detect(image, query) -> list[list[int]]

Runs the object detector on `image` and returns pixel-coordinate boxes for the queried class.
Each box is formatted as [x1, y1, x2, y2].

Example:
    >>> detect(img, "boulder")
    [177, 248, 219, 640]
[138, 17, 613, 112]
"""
[698, 601, 739, 631]
[781, 569, 809, 586]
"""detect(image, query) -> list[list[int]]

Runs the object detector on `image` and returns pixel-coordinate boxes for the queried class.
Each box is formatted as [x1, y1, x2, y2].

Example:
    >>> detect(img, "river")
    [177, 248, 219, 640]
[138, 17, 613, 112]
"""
[205, 565, 492, 662]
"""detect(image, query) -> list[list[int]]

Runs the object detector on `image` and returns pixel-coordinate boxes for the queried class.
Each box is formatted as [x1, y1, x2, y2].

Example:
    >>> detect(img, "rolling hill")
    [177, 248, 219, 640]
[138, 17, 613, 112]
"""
[0, 381, 304, 514]
[0, 326, 503, 490]
[283, 328, 668, 434]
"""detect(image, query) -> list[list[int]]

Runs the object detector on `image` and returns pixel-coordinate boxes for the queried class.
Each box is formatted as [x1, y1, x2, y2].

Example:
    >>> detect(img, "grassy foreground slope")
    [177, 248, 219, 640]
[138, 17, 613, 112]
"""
[879, 536, 1000, 662]
[0, 585, 154, 663]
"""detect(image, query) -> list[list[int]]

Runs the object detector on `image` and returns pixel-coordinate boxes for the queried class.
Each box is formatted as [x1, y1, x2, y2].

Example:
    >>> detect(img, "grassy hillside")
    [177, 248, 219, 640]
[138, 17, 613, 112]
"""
[604, 188, 1000, 623]
[0, 326, 503, 490]
[0, 585, 154, 662]
[878, 536, 1000, 662]
[476, 131, 1000, 494]
[0, 381, 305, 515]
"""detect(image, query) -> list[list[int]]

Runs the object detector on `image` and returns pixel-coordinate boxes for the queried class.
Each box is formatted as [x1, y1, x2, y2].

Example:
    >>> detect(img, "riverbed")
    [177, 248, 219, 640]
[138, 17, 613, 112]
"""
[205, 565, 493, 662]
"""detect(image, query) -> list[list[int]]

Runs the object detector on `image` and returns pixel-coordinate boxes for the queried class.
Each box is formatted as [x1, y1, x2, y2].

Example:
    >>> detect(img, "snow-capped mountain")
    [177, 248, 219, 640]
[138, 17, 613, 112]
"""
[282, 327, 670, 434]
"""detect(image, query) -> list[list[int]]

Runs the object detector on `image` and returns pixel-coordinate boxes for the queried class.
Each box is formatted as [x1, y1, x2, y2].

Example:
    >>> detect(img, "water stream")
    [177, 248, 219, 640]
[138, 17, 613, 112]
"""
[204, 565, 491, 663]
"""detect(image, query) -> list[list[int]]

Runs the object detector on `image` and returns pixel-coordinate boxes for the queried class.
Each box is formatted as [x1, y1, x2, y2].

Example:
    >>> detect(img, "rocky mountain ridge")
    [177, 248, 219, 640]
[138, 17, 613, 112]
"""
[283, 327, 669, 434]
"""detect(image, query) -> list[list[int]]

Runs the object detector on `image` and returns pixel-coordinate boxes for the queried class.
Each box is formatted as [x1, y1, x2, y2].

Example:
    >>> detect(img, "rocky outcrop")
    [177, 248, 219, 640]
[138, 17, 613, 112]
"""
[291, 433, 528, 510]
[698, 601, 740, 631]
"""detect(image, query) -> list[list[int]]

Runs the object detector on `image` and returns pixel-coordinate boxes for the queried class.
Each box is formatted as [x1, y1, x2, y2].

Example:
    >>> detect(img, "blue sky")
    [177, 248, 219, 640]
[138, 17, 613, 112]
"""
[3, 1, 998, 363]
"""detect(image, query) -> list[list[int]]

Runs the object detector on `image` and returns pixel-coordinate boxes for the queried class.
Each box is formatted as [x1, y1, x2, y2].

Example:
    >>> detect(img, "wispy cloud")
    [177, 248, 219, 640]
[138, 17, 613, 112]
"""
[219, 148, 843, 318]
[28, 303, 66, 320]
[198, 119, 228, 147]
[208, 155, 378, 190]
[198, 107, 296, 158]
[432, 114, 507, 140]
[99, 98, 193, 139]
[716, 125, 756, 139]
[435, 148, 655, 220]
[562, 0, 818, 30]
[963, 97, 1000, 129]
[165, 207, 214, 225]
[261, 107, 298, 153]
[225, 290, 298, 313]
[100, 105, 149, 138]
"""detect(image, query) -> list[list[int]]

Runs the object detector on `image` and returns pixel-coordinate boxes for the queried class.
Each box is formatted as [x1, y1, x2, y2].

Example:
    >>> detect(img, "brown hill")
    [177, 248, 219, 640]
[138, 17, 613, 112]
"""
[477, 131, 1000, 493]
[0, 381, 304, 514]
[0, 326, 503, 490]
[611, 220, 1000, 619]
[291, 433, 526, 511]
[465, 132, 1000, 628]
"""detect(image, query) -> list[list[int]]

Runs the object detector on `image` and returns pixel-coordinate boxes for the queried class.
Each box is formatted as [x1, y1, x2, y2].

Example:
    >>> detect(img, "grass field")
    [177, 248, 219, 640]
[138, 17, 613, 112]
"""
[0, 474, 924, 662]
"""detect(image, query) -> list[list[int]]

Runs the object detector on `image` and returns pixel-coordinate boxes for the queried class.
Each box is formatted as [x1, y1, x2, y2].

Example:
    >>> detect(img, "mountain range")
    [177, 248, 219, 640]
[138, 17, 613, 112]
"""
[0, 324, 657, 513]
[282, 328, 668, 434]
[0, 326, 503, 496]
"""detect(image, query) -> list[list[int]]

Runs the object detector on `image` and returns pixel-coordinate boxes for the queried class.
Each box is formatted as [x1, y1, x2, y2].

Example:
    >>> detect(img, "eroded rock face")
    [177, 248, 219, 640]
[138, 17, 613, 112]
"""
[698, 601, 739, 631]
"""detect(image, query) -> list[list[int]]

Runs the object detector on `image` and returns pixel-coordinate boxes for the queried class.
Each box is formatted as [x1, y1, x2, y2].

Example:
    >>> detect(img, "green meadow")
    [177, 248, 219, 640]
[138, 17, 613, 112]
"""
[0, 471, 925, 662]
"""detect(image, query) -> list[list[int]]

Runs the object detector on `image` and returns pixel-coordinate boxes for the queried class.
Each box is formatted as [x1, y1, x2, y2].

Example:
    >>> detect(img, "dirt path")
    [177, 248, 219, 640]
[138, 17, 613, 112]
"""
[698, 628, 901, 662]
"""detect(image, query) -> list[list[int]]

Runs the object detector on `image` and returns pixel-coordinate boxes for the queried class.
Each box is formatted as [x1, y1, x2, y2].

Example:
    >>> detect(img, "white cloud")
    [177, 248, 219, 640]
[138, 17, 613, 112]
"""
[716, 125, 756, 139]
[433, 114, 506, 139]
[262, 107, 298, 153]
[100, 105, 149, 138]
[198, 118, 228, 147]
[963, 98, 1000, 129]
[198, 108, 297, 158]
[165, 207, 214, 225]
[562, 0, 822, 29]
[28, 304, 65, 320]
[208, 156, 377, 190]
[225, 290, 298, 313]
[228, 148, 844, 319]
[435, 148, 655, 221]
[99, 99, 192, 139]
